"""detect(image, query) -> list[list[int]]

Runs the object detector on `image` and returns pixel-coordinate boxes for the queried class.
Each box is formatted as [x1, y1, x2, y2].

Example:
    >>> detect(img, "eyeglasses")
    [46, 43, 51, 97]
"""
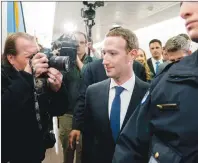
[78, 41, 86, 45]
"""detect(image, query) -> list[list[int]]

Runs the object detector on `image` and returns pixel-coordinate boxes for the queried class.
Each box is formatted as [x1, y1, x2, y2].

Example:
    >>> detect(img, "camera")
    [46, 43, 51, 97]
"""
[81, 1, 104, 20]
[81, 1, 104, 56]
[41, 34, 78, 73]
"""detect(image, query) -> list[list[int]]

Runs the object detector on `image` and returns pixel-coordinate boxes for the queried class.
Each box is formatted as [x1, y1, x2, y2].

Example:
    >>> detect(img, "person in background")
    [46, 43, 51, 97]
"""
[147, 39, 164, 76]
[178, 33, 191, 40]
[165, 35, 191, 62]
[157, 35, 191, 73]
[58, 31, 97, 163]
[178, 33, 192, 55]
[136, 48, 152, 82]
[162, 46, 169, 61]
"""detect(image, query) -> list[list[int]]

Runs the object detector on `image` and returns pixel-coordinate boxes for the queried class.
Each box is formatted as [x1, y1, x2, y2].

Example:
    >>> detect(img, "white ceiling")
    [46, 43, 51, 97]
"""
[52, 2, 180, 43]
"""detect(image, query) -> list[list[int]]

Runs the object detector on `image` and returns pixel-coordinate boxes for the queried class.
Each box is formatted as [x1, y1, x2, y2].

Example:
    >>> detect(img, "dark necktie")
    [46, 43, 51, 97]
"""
[155, 61, 160, 74]
[110, 86, 124, 142]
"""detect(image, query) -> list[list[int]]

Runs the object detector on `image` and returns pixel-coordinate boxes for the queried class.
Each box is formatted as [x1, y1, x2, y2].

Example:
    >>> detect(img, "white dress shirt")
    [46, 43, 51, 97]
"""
[151, 57, 163, 73]
[108, 73, 135, 129]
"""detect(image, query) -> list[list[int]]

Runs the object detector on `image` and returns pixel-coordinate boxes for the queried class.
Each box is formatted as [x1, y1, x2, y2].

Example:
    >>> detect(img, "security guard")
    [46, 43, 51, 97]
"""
[112, 2, 198, 163]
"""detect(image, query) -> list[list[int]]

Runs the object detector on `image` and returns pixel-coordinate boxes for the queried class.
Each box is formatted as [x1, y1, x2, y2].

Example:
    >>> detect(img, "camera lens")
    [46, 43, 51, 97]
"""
[49, 56, 70, 72]
[63, 56, 70, 72]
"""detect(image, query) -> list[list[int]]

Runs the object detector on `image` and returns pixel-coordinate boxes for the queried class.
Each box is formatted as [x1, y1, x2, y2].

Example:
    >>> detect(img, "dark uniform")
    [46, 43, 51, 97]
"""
[112, 50, 198, 163]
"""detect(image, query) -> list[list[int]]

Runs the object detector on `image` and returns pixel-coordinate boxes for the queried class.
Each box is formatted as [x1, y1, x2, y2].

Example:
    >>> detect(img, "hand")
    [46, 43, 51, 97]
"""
[31, 53, 49, 77]
[76, 55, 83, 70]
[87, 42, 95, 52]
[24, 62, 32, 74]
[47, 67, 63, 92]
[69, 130, 81, 150]
[76, 55, 80, 62]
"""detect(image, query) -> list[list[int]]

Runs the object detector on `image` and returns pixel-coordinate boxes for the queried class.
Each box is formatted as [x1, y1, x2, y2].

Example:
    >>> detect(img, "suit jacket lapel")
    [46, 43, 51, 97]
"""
[100, 79, 112, 133]
[120, 77, 142, 132]
[148, 58, 155, 75]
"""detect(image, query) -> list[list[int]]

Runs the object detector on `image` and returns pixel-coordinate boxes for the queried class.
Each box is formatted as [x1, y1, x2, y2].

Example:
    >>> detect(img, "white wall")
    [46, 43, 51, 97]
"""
[22, 2, 56, 48]
[134, 16, 198, 58]
[93, 16, 198, 58]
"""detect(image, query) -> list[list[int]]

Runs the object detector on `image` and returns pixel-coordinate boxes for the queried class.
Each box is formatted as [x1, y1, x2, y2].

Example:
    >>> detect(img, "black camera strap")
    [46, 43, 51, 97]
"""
[29, 59, 43, 131]
[33, 79, 43, 131]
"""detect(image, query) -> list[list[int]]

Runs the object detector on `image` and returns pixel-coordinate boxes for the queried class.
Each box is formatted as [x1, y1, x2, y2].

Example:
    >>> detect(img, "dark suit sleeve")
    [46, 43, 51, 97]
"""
[47, 82, 69, 116]
[1, 70, 34, 113]
[72, 63, 93, 130]
[147, 59, 155, 76]
[133, 61, 147, 82]
[82, 86, 94, 163]
[112, 91, 152, 163]
[140, 65, 147, 82]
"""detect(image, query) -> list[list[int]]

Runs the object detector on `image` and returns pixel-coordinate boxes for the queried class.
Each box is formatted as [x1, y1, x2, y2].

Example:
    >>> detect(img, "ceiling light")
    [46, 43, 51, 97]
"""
[64, 22, 77, 33]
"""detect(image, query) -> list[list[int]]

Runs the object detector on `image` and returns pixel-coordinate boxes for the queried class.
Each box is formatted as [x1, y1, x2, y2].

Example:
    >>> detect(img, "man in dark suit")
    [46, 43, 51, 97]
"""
[81, 27, 149, 163]
[69, 57, 147, 146]
[147, 39, 164, 76]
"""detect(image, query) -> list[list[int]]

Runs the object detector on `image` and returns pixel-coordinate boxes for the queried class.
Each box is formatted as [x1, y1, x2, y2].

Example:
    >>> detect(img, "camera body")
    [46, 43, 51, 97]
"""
[33, 34, 78, 93]
[42, 34, 78, 73]
[81, 1, 104, 20]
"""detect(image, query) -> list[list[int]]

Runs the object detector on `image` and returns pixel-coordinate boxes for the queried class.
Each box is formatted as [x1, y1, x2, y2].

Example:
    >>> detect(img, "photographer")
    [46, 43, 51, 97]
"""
[58, 31, 97, 163]
[2, 32, 68, 163]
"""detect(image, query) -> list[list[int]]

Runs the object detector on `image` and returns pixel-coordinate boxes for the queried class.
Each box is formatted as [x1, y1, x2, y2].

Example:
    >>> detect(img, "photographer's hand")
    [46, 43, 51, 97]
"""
[76, 55, 84, 70]
[31, 53, 49, 77]
[87, 42, 95, 52]
[47, 68, 63, 92]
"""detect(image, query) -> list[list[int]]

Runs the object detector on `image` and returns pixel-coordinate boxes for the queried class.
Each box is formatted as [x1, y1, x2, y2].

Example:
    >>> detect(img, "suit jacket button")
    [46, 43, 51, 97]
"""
[155, 152, 159, 158]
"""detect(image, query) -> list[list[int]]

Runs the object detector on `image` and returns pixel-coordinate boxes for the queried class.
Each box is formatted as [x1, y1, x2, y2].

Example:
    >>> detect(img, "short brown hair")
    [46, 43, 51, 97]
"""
[106, 27, 139, 51]
[149, 39, 162, 47]
[2, 32, 33, 65]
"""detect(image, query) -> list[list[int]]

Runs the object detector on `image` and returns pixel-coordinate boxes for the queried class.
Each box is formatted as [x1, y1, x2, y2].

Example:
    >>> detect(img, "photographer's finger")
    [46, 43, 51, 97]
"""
[48, 67, 60, 76]
[48, 78, 56, 84]
[57, 74, 63, 83]
[47, 73, 56, 81]
[32, 57, 48, 68]
[48, 69, 62, 82]
[33, 53, 46, 59]
[35, 63, 49, 70]
[36, 68, 48, 75]
[37, 56, 48, 64]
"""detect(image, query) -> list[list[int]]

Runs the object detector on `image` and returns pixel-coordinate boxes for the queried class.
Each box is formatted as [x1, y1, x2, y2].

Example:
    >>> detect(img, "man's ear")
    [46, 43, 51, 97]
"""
[7, 54, 15, 65]
[188, 50, 192, 55]
[128, 49, 138, 61]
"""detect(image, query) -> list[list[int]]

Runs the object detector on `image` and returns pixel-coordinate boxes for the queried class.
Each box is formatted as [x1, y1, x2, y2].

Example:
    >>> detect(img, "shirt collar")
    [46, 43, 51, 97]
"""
[152, 57, 163, 64]
[110, 72, 135, 91]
